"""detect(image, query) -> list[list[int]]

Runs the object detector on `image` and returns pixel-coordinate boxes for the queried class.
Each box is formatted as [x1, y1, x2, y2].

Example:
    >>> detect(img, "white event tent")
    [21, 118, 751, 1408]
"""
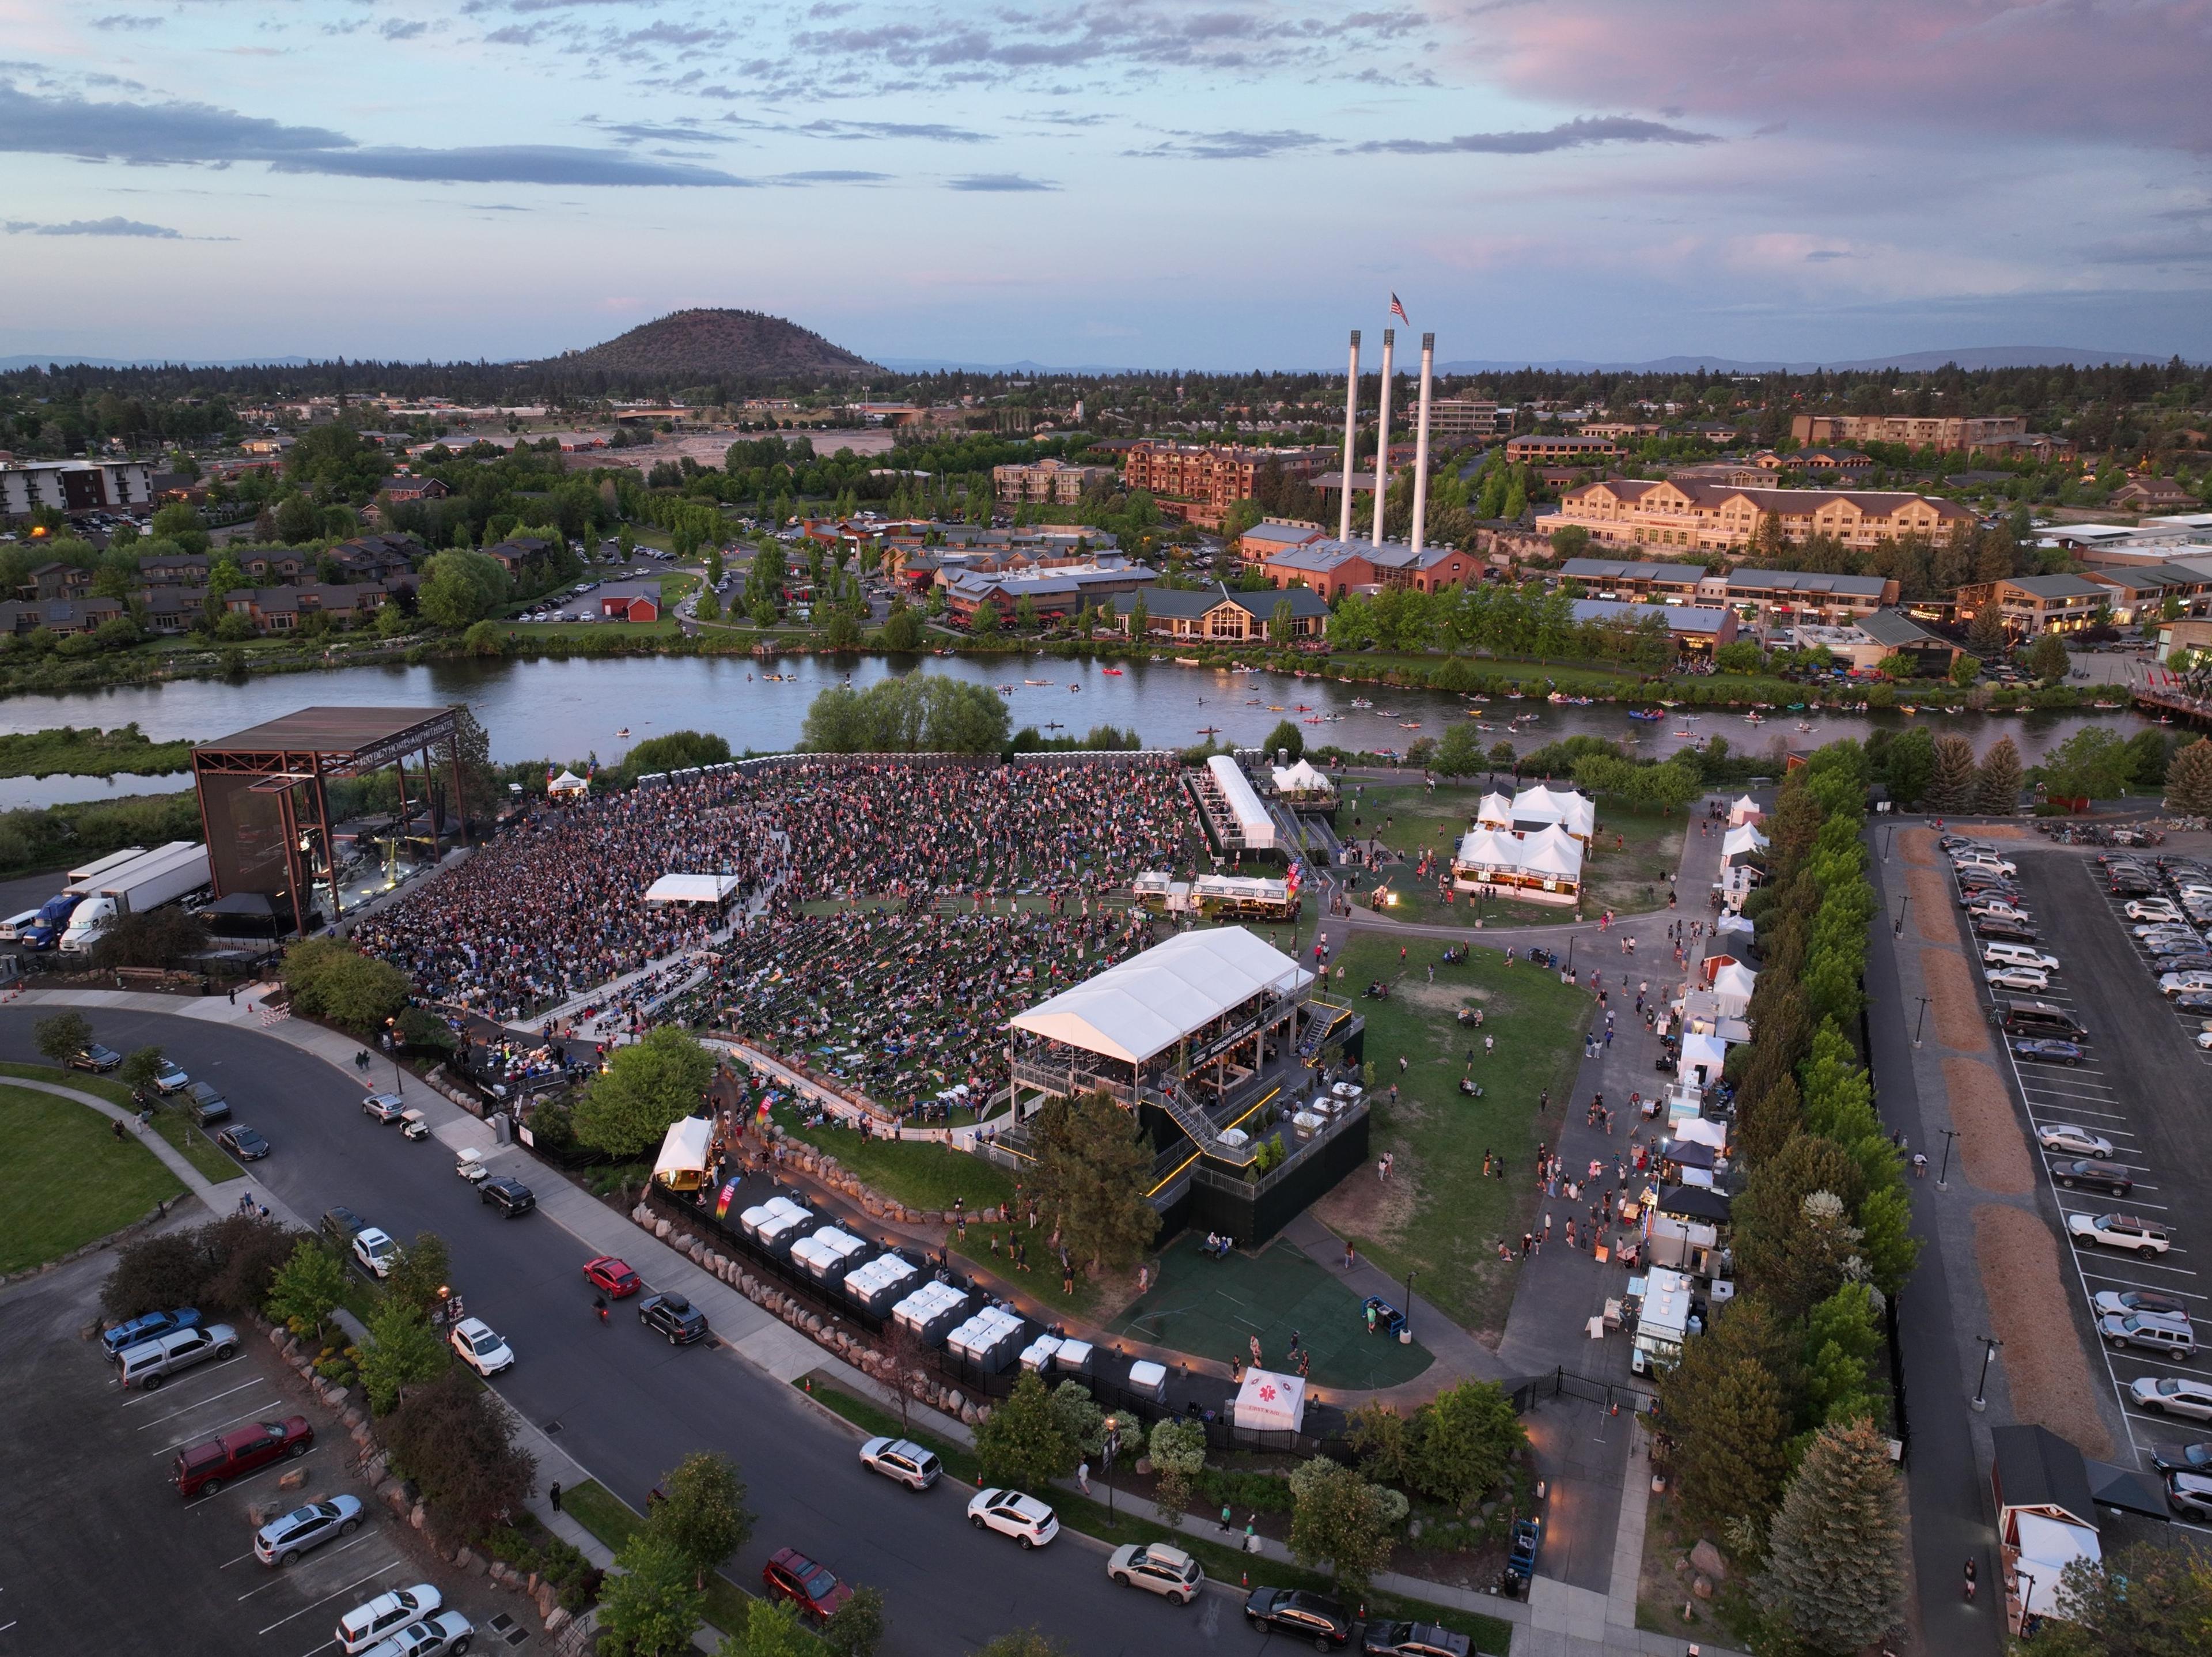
[1233, 1367, 1308, 1432]
[1450, 821, 1585, 905]
[547, 769, 589, 796]
[1509, 784, 1597, 843]
[1271, 759, 1335, 798]
[1710, 961, 1758, 1017]
[644, 873, 744, 905]
[1009, 927, 1312, 1066]
[1729, 795, 1764, 827]
[1677, 1031, 1728, 1087]
[1476, 791, 1516, 829]
[1721, 823, 1770, 864]
[1205, 755, 1276, 849]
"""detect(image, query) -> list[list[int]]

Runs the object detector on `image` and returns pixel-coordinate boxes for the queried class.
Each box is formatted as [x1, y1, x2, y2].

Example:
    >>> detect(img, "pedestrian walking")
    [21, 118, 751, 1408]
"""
[1344, 1240, 1357, 1269]
[550, 1482, 562, 1512]
[1078, 1461, 1092, 1495]
[1520, 1232, 1533, 1258]
[1484, 1034, 1494, 1057]
[1913, 1152, 1929, 1177]
[1137, 1263, 1150, 1294]
[1222, 1504, 1235, 1535]
[1249, 1334, 1263, 1366]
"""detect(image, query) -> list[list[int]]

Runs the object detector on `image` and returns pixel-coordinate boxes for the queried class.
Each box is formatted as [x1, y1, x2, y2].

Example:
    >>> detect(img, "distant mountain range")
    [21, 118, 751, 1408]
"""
[1436, 346, 2180, 374]
[875, 357, 1142, 375]
[530, 309, 876, 379]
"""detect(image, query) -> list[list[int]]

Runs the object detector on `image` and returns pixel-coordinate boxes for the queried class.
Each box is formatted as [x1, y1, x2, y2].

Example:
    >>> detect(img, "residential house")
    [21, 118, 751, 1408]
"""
[140, 550, 211, 586]
[2110, 478, 2199, 514]
[485, 536, 554, 577]
[137, 587, 211, 635]
[0, 596, 125, 635]
[234, 549, 306, 585]
[1126, 583, 1330, 644]
[327, 534, 422, 583]
[222, 582, 390, 633]
[593, 580, 662, 623]
[379, 476, 449, 504]
[14, 562, 94, 602]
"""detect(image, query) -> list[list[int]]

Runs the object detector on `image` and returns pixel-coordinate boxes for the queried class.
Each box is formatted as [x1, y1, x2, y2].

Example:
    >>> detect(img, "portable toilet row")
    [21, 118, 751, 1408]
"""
[1017, 1333, 1096, 1377]
[790, 1225, 871, 1288]
[891, 1281, 971, 1347]
[947, 1306, 1026, 1372]
[843, 1253, 921, 1317]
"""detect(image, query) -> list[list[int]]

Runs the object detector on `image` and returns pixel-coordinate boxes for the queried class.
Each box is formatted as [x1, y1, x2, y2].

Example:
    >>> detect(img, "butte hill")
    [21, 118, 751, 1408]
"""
[531, 308, 877, 379]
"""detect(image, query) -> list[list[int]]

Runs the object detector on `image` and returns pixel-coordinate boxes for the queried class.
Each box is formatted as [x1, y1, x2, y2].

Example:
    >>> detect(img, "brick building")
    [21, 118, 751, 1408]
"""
[1120, 441, 1330, 528]
[1556, 479, 1972, 555]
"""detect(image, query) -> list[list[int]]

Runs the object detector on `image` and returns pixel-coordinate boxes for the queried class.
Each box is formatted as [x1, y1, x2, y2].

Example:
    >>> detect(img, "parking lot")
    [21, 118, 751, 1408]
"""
[1957, 838, 2212, 1515]
[0, 1244, 520, 1657]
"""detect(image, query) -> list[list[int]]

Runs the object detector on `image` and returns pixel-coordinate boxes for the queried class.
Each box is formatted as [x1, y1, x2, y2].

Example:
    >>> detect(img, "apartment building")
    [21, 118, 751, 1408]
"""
[1556, 478, 1973, 554]
[1120, 441, 1331, 527]
[990, 458, 1117, 505]
[1429, 400, 1505, 440]
[1504, 435, 1621, 466]
[0, 459, 154, 519]
[1790, 413, 2074, 461]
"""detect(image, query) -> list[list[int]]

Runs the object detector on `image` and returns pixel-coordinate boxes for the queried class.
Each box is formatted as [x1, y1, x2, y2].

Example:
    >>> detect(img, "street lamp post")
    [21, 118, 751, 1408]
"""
[1883, 824, 1895, 861]
[1914, 996, 1931, 1047]
[1972, 1336, 2002, 1412]
[1404, 1268, 1419, 1341]
[1100, 1418, 1119, 1520]
[1895, 894, 1912, 936]
[1566, 935, 1576, 976]
[1937, 1126, 1960, 1190]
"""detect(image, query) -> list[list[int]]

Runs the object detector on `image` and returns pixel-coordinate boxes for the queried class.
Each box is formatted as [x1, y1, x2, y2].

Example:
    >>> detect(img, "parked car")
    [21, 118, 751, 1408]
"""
[116, 1322, 240, 1389]
[321, 1206, 368, 1247]
[1983, 943, 2059, 973]
[1107, 1542, 1204, 1605]
[1976, 918, 2041, 944]
[2051, 1158, 2133, 1195]
[479, 1175, 535, 1216]
[353, 1227, 399, 1278]
[216, 1125, 271, 1160]
[153, 1059, 191, 1094]
[2159, 971, 2212, 997]
[638, 1293, 708, 1344]
[358, 1609, 473, 1657]
[2068, 1213, 2171, 1254]
[2167, 1471, 2212, 1522]
[184, 1081, 231, 1126]
[1244, 1587, 1354, 1649]
[582, 1256, 641, 1298]
[761, 1548, 852, 1624]
[2149, 1442, 2212, 1476]
[449, 1317, 514, 1377]
[2012, 1037, 2085, 1066]
[398, 1110, 431, 1140]
[174, 1414, 312, 1499]
[2133, 1377, 2212, 1421]
[967, 1488, 1059, 1548]
[254, 1495, 365, 1565]
[338, 1585, 444, 1655]
[2095, 1288, 2190, 1322]
[1362, 1622, 1473, 1657]
[363, 1093, 407, 1124]
[858, 1437, 941, 1491]
[2125, 899, 2182, 921]
[101, 1306, 201, 1357]
[1984, 966, 2050, 993]
[2101, 1314, 2196, 1358]
[67, 1043, 123, 1072]
[2172, 990, 2212, 1014]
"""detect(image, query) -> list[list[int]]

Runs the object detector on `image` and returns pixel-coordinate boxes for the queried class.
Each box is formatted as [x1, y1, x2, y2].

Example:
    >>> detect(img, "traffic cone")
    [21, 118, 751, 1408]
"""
[1241, 1570, 1248, 1589]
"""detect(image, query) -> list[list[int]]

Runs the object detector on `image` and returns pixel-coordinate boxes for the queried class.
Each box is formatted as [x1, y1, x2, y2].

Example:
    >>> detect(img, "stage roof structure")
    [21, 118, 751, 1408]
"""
[1009, 926, 1312, 1066]
[194, 706, 461, 766]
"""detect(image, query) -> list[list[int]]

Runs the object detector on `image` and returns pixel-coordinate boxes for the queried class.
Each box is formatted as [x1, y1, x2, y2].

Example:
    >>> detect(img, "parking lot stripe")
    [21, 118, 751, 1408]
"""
[2099, 1350, 2207, 1378]
[151, 1405, 293, 1455]
[127, 1376, 267, 1417]
[2078, 1268, 2210, 1301]
[2071, 1249, 2196, 1277]
[236, 1532, 378, 1602]
[253, 1557, 406, 1637]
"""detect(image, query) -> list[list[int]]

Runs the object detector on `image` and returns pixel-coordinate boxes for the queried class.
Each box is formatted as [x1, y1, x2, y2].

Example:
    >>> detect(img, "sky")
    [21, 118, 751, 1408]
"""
[2, 0, 2210, 370]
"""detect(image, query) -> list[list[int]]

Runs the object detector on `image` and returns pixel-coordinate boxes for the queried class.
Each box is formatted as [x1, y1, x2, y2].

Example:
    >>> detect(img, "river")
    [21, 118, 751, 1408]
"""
[0, 652, 2160, 805]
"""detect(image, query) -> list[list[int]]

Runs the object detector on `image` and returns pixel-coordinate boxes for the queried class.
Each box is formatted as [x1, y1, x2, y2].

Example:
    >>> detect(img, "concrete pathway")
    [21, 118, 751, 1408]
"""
[3, 1072, 249, 1220]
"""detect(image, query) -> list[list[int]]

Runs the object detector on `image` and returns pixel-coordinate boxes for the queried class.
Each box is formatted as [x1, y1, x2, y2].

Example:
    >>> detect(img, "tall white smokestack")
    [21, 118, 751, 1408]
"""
[1409, 331, 1435, 555]
[1370, 327, 1395, 546]
[1338, 330, 1361, 543]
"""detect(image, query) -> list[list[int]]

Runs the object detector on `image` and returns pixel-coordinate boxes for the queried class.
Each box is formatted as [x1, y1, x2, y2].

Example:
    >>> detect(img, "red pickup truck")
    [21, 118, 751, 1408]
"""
[174, 1415, 315, 1499]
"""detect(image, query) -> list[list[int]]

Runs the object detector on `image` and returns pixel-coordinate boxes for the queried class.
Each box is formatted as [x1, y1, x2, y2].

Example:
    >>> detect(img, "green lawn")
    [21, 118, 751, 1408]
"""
[769, 1104, 1016, 1213]
[0, 1083, 184, 1274]
[557, 1480, 808, 1648]
[1313, 935, 1591, 1338]
[1342, 784, 1685, 923]
[1108, 1233, 1434, 1389]
[0, 1061, 243, 1185]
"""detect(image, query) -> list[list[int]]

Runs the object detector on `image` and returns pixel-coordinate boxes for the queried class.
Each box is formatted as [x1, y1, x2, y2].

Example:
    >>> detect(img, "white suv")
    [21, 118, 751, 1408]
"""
[449, 1318, 514, 1378]
[2068, 1212, 2171, 1254]
[360, 1610, 474, 1657]
[353, 1227, 399, 1278]
[967, 1488, 1059, 1548]
[2133, 1377, 2212, 1421]
[1108, 1542, 1205, 1604]
[339, 1586, 444, 1655]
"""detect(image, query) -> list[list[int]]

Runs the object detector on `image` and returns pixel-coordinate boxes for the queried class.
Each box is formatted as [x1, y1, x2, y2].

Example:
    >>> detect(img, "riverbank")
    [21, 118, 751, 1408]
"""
[0, 724, 194, 781]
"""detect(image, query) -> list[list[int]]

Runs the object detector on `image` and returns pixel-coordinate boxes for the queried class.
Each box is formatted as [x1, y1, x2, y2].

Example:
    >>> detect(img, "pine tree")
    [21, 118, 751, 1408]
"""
[1976, 736, 2024, 815]
[1758, 1417, 1906, 1653]
[2028, 631, 2070, 683]
[1966, 603, 2008, 658]
[2166, 738, 2212, 815]
[1927, 733, 1978, 813]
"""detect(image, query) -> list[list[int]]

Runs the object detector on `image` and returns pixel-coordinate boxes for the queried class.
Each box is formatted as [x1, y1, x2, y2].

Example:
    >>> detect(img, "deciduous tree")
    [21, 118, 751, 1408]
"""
[382, 1368, 536, 1542]
[572, 1027, 716, 1159]
[974, 1371, 1077, 1493]
[600, 1532, 705, 1656]
[264, 1239, 347, 1340]
[1027, 1091, 1158, 1273]
[647, 1450, 753, 1590]
[357, 1299, 451, 1416]
[1287, 1458, 1394, 1597]
[33, 1010, 92, 1065]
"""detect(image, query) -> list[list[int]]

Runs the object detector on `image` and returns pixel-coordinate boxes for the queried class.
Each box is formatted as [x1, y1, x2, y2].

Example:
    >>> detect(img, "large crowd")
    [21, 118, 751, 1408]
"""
[356, 761, 1206, 1100]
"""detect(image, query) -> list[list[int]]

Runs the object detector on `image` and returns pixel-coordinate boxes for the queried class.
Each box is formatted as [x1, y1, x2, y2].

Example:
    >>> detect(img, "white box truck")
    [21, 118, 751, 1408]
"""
[59, 842, 211, 954]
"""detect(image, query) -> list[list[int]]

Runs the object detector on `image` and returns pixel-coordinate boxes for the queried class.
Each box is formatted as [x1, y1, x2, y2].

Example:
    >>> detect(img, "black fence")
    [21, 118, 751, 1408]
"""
[1512, 1367, 1657, 1417]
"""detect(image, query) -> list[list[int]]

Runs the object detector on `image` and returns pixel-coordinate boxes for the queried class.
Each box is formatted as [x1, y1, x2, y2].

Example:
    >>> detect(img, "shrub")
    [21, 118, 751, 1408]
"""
[100, 1214, 301, 1320]
[381, 1370, 537, 1543]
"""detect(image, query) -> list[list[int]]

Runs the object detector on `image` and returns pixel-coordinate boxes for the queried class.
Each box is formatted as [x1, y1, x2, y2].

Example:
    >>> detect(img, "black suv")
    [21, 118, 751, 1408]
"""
[184, 1081, 232, 1126]
[479, 1176, 535, 1217]
[320, 1205, 367, 1247]
[639, 1293, 709, 1345]
[1245, 1587, 1354, 1649]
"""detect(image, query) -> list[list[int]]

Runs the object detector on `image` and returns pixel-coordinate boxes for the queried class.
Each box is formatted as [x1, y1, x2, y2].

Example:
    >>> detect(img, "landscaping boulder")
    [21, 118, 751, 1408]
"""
[1692, 1573, 1715, 1601]
[278, 1467, 308, 1492]
[1689, 1539, 1728, 1582]
[654, 1219, 672, 1240]
[544, 1607, 570, 1637]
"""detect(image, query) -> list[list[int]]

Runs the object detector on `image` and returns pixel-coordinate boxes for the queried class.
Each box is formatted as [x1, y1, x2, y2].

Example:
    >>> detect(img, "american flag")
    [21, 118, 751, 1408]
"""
[1389, 292, 1409, 324]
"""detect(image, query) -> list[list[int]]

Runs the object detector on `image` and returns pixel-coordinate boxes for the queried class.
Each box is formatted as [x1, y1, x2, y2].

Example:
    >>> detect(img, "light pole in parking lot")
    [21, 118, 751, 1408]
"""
[1895, 895, 1911, 937]
[1883, 825, 1896, 862]
[1937, 1126, 1960, 1190]
[1972, 1336, 2002, 1412]
[1914, 996, 1930, 1047]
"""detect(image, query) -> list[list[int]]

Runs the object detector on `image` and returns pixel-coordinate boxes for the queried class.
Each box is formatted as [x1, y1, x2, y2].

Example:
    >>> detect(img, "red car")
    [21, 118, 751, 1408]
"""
[175, 1415, 314, 1499]
[582, 1256, 642, 1298]
[762, 1548, 853, 1624]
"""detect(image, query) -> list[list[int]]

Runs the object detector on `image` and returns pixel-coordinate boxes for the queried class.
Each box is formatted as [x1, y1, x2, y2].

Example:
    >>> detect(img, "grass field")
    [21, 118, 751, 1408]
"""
[0, 1061, 243, 1185]
[1342, 784, 1685, 924]
[1312, 935, 1591, 1338]
[769, 1103, 1015, 1213]
[0, 1083, 184, 1274]
[1108, 1232, 1434, 1389]
[556, 1479, 810, 1648]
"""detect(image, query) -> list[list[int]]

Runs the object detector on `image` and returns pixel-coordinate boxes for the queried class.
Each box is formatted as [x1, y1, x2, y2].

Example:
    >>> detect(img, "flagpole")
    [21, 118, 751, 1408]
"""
[1371, 327, 1395, 547]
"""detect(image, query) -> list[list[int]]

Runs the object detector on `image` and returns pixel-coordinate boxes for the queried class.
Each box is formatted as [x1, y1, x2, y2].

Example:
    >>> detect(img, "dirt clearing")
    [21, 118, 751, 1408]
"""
[1973, 1204, 2114, 1458]
[1940, 1058, 2033, 1194]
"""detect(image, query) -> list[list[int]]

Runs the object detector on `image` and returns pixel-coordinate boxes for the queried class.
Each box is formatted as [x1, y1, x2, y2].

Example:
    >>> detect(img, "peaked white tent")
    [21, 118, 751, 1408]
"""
[1510, 784, 1597, 843]
[1009, 927, 1312, 1066]
[1476, 791, 1515, 828]
[1453, 827, 1518, 869]
[1233, 1367, 1308, 1432]
[1271, 759, 1335, 797]
[1677, 1031, 1728, 1087]
[1710, 961, 1758, 1017]
[1518, 824, 1586, 880]
[1729, 795, 1763, 826]
[1721, 823, 1769, 861]
[547, 769, 589, 796]
[1673, 1116, 1728, 1153]
[645, 873, 743, 905]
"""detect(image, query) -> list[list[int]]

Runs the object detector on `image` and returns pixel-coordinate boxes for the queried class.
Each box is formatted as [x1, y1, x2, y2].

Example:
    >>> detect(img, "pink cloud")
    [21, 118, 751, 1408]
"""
[1460, 0, 2212, 153]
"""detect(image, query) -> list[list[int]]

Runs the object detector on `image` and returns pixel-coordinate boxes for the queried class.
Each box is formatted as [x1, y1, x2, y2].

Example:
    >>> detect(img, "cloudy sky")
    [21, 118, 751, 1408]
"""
[3, 0, 2210, 369]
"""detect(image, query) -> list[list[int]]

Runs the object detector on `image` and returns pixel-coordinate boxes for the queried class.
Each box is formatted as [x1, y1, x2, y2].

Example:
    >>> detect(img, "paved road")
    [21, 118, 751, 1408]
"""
[0, 1006, 1277, 1657]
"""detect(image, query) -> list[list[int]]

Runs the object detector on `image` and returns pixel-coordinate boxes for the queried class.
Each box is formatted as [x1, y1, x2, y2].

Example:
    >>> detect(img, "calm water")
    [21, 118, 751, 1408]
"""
[0, 652, 2158, 796]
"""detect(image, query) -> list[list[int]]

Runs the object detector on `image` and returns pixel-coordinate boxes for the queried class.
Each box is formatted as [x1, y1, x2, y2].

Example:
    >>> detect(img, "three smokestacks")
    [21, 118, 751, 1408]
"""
[1338, 318, 1437, 552]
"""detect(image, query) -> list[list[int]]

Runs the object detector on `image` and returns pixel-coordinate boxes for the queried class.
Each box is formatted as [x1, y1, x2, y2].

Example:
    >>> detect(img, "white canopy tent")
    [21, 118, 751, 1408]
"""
[1710, 961, 1758, 1017]
[1453, 827, 1519, 869]
[1510, 784, 1597, 843]
[1476, 791, 1515, 828]
[1715, 913, 1755, 938]
[1678, 1031, 1728, 1086]
[1673, 1116, 1728, 1153]
[1518, 824, 1586, 880]
[1206, 755, 1276, 849]
[1009, 927, 1312, 1066]
[1729, 795, 1763, 826]
[1232, 1367, 1308, 1432]
[1721, 823, 1770, 862]
[652, 1115, 713, 1185]
[2012, 1512, 2099, 1621]
[547, 769, 589, 796]
[1271, 759, 1335, 797]
[645, 873, 744, 905]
